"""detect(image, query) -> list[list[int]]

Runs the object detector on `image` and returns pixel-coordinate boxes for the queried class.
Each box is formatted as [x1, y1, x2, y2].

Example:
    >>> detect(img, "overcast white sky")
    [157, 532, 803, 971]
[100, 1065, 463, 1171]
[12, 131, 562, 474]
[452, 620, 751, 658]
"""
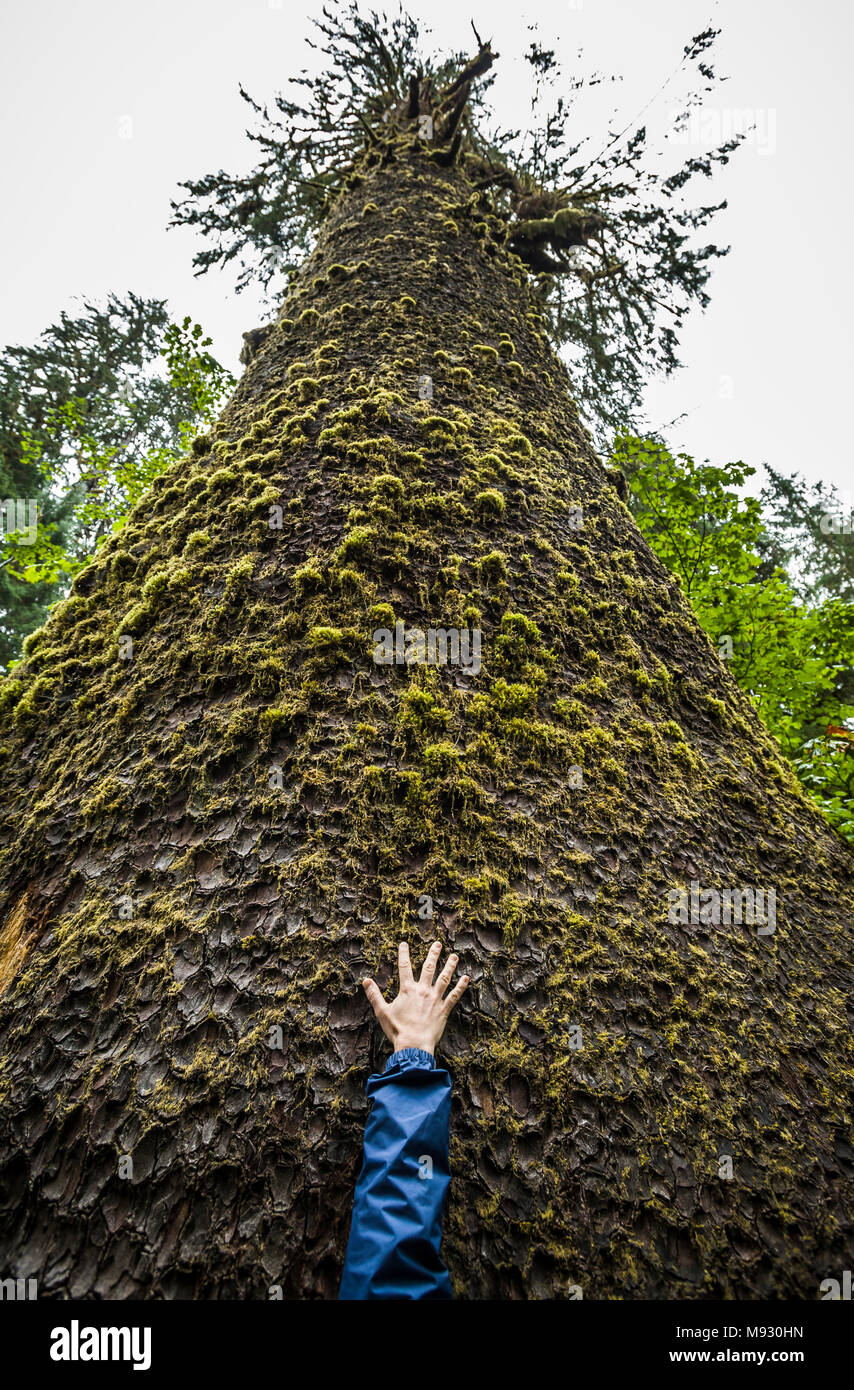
[1, 0, 851, 496]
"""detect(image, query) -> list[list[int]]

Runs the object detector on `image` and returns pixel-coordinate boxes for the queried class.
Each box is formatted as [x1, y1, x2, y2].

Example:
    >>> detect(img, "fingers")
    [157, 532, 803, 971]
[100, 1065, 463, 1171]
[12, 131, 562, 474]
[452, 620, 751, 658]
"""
[419, 939, 443, 987]
[441, 974, 469, 1015]
[397, 940, 415, 989]
[362, 977, 388, 1022]
[434, 951, 459, 997]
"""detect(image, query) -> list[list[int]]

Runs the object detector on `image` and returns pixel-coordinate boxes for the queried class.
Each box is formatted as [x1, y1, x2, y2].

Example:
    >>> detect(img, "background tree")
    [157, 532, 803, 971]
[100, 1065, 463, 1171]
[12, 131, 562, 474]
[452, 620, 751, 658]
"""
[0, 298, 233, 669]
[758, 464, 854, 606]
[0, 5, 851, 1301]
[614, 435, 854, 841]
[0, 386, 74, 673]
[756, 465, 854, 839]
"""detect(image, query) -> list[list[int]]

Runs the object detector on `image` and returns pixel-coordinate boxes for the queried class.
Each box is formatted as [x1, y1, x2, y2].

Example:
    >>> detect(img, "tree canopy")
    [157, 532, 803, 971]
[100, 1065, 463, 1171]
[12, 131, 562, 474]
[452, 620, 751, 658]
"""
[171, 2, 744, 437]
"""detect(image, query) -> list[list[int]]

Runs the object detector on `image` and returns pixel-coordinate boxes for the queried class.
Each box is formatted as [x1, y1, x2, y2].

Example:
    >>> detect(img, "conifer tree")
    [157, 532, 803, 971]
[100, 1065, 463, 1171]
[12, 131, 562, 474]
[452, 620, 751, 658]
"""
[0, 6, 851, 1298]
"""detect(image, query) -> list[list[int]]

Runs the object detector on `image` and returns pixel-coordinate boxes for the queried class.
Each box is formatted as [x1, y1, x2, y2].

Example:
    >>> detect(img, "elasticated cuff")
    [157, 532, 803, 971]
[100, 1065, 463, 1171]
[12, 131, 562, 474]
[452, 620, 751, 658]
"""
[385, 1047, 436, 1072]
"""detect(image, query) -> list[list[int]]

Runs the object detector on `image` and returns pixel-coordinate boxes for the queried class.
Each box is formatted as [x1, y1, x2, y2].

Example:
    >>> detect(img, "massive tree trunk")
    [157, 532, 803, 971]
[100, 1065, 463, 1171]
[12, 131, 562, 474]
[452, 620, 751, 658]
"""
[1, 118, 853, 1301]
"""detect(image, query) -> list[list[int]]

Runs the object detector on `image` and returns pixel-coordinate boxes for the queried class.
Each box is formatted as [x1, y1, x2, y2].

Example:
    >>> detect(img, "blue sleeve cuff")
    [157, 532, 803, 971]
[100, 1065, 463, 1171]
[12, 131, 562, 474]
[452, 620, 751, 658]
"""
[385, 1048, 436, 1072]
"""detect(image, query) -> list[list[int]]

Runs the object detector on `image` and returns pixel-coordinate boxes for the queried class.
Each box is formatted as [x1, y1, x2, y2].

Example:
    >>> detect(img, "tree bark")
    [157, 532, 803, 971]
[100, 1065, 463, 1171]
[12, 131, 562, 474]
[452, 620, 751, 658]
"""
[0, 139, 852, 1300]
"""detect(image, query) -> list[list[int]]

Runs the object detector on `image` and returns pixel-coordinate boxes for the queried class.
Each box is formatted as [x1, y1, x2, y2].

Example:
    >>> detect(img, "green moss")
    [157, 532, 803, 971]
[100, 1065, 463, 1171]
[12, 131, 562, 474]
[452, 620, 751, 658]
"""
[183, 530, 212, 556]
[419, 414, 460, 445]
[478, 551, 508, 583]
[224, 556, 254, 599]
[449, 366, 473, 385]
[554, 698, 589, 729]
[290, 376, 322, 403]
[209, 467, 239, 489]
[474, 489, 506, 517]
[370, 474, 405, 500]
[308, 626, 345, 649]
[489, 679, 539, 716]
[556, 569, 579, 594]
[422, 741, 462, 776]
[334, 527, 377, 563]
[368, 602, 395, 626]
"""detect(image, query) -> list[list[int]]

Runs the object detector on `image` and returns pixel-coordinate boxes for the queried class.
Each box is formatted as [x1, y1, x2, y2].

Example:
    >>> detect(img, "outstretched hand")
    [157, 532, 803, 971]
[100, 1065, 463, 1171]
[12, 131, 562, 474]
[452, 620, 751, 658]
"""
[363, 941, 469, 1057]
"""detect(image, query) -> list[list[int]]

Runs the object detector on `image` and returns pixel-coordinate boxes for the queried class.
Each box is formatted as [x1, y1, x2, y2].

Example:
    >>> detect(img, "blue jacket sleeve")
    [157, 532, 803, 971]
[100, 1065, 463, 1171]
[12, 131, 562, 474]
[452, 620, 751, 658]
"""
[338, 1047, 453, 1300]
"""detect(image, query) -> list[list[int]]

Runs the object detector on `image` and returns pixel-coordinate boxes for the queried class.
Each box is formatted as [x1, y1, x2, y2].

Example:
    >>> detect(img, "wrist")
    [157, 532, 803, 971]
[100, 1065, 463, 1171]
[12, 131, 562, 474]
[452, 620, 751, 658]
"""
[391, 1034, 436, 1055]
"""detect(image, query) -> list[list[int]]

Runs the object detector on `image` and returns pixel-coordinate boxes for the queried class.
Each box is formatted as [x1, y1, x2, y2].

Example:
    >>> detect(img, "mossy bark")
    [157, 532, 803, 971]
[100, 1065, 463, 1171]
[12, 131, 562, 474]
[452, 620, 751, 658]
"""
[0, 138, 852, 1299]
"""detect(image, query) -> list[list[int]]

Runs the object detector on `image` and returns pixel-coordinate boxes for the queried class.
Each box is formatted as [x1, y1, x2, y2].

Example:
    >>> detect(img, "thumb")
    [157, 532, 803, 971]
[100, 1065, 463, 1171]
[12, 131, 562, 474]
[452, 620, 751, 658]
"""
[362, 977, 387, 1021]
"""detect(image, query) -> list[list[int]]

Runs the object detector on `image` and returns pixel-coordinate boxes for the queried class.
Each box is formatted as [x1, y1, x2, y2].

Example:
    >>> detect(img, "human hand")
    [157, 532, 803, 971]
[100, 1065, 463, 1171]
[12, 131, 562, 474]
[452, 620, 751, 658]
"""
[362, 941, 469, 1057]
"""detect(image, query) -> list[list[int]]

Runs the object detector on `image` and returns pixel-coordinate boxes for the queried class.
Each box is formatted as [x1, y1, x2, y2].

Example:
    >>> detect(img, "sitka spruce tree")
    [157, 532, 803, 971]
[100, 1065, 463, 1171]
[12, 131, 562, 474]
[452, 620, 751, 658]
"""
[0, 6, 852, 1299]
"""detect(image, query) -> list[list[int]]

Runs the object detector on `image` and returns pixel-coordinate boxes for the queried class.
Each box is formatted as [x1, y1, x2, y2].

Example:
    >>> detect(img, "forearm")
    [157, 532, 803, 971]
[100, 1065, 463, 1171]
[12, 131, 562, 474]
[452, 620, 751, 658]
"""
[338, 1048, 453, 1300]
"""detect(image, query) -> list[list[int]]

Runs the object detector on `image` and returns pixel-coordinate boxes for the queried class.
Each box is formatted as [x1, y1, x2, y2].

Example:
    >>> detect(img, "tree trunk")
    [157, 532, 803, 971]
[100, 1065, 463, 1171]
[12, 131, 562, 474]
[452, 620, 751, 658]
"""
[1, 143, 852, 1300]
